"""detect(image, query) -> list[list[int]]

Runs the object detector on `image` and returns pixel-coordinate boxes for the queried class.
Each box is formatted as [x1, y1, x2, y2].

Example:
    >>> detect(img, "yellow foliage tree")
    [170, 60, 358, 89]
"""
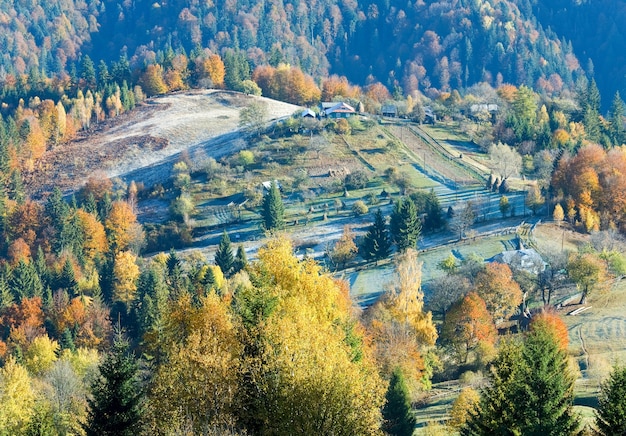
[113, 251, 140, 306]
[0, 357, 36, 433]
[76, 209, 108, 262]
[245, 237, 386, 434]
[365, 249, 437, 389]
[24, 335, 60, 376]
[449, 387, 480, 430]
[145, 291, 242, 433]
[105, 201, 143, 253]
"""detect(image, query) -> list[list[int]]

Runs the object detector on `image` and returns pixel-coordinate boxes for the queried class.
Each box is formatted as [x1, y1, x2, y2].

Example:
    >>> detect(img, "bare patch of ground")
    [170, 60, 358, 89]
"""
[24, 90, 300, 198]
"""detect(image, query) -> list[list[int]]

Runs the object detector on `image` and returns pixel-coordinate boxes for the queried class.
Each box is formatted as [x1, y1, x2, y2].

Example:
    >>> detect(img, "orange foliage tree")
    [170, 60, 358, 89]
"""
[473, 262, 523, 324]
[105, 201, 143, 253]
[530, 310, 569, 350]
[441, 292, 497, 364]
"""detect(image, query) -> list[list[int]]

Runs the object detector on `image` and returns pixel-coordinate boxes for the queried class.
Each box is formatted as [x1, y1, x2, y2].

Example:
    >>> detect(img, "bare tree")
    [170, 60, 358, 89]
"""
[449, 201, 476, 240]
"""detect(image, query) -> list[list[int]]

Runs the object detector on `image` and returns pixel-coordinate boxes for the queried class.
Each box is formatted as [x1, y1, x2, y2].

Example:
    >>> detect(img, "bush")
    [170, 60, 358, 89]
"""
[352, 200, 369, 216]
[344, 170, 369, 190]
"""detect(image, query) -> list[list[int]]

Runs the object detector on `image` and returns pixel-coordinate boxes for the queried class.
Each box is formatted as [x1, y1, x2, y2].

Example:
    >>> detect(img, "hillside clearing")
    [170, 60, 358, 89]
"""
[24, 90, 300, 198]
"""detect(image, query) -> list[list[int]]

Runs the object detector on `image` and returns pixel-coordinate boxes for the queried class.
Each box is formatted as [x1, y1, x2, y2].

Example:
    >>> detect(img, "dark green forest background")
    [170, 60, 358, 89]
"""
[1, 0, 624, 106]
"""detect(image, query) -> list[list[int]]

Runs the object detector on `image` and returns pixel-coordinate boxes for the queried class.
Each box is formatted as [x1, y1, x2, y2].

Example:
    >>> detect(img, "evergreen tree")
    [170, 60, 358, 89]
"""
[0, 277, 13, 310]
[57, 257, 79, 297]
[382, 367, 416, 436]
[135, 268, 168, 340]
[463, 326, 579, 435]
[609, 91, 625, 146]
[361, 209, 391, 262]
[60, 328, 76, 353]
[9, 260, 43, 301]
[233, 244, 248, 274]
[45, 187, 69, 236]
[215, 231, 235, 277]
[596, 365, 626, 435]
[84, 332, 143, 436]
[34, 247, 50, 290]
[80, 55, 96, 88]
[262, 181, 285, 231]
[165, 250, 185, 298]
[390, 197, 421, 252]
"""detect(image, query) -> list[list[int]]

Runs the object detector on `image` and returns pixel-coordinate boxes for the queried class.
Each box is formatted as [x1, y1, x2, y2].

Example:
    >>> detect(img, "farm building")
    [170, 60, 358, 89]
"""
[301, 108, 316, 118]
[321, 102, 357, 118]
[381, 104, 398, 117]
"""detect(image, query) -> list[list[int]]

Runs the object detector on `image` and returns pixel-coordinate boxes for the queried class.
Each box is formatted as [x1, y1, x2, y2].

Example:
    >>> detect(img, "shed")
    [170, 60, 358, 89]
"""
[301, 108, 316, 118]
[381, 104, 398, 117]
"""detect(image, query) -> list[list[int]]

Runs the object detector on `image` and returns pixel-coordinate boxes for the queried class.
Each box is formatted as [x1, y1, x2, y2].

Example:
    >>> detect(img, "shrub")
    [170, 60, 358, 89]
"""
[352, 200, 369, 216]
[344, 170, 369, 190]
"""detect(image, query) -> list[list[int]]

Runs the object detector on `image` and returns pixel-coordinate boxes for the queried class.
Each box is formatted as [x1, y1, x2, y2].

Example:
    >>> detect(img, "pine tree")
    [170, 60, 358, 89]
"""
[596, 365, 626, 435]
[215, 231, 235, 277]
[382, 367, 416, 436]
[233, 244, 248, 274]
[390, 197, 421, 252]
[84, 332, 143, 436]
[262, 181, 285, 231]
[361, 209, 391, 262]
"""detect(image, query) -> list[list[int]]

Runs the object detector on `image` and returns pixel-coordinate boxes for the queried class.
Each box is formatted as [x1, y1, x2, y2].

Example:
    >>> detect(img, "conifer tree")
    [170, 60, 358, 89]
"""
[9, 260, 43, 301]
[382, 367, 416, 436]
[233, 244, 248, 274]
[462, 325, 579, 435]
[390, 197, 421, 252]
[596, 365, 626, 435]
[57, 257, 79, 297]
[609, 91, 625, 146]
[0, 276, 13, 310]
[84, 332, 143, 436]
[215, 231, 235, 277]
[262, 181, 285, 231]
[361, 209, 391, 262]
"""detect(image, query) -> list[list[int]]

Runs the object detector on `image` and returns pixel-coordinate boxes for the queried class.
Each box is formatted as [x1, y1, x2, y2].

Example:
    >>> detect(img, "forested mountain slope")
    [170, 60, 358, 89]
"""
[0, 0, 587, 96]
[532, 0, 626, 108]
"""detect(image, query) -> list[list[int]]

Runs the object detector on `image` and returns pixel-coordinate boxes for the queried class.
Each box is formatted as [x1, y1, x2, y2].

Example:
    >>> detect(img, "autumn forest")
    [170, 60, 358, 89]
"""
[3, 0, 626, 434]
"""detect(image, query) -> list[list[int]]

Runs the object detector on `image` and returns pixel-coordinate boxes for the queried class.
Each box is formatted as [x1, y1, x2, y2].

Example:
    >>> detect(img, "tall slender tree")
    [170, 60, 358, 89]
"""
[262, 181, 285, 231]
[215, 231, 235, 277]
[390, 197, 421, 252]
[382, 367, 416, 436]
[361, 209, 391, 262]
[84, 332, 143, 436]
[233, 244, 248, 274]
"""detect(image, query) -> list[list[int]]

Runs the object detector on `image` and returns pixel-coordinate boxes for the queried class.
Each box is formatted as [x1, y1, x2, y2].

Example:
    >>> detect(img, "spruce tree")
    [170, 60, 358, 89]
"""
[361, 209, 391, 262]
[215, 231, 234, 277]
[390, 197, 421, 252]
[233, 244, 248, 274]
[382, 367, 416, 436]
[0, 277, 13, 310]
[609, 91, 625, 146]
[57, 257, 78, 297]
[463, 326, 579, 436]
[9, 260, 43, 301]
[262, 181, 285, 231]
[596, 365, 626, 435]
[84, 332, 143, 436]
